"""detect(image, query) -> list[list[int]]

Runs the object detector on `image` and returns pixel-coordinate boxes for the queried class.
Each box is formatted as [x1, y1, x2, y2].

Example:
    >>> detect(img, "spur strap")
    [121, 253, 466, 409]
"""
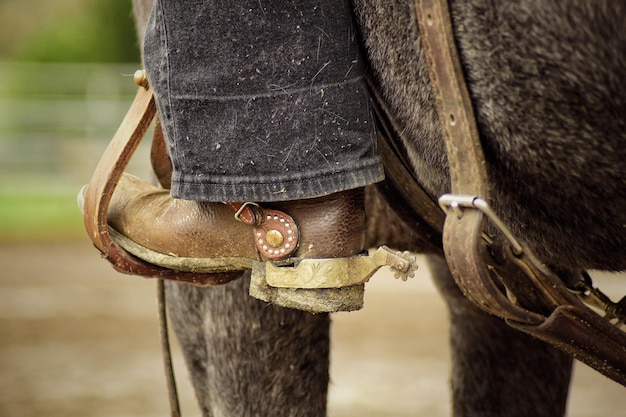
[415, 0, 626, 385]
[225, 202, 300, 260]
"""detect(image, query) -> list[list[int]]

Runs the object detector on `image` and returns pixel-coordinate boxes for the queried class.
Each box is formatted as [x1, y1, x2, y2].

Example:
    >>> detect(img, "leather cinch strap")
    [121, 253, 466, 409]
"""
[415, 0, 626, 385]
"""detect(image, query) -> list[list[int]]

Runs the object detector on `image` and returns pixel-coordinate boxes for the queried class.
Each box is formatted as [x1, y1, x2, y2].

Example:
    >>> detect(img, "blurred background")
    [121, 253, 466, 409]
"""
[0, 0, 146, 243]
[0, 1, 181, 416]
[0, 1, 623, 416]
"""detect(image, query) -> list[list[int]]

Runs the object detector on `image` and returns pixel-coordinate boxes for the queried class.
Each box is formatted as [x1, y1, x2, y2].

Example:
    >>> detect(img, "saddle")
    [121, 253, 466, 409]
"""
[81, 0, 626, 390]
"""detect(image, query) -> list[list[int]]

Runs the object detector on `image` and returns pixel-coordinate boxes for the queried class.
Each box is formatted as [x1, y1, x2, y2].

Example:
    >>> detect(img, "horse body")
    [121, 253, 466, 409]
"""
[131, 0, 625, 415]
[355, 0, 626, 271]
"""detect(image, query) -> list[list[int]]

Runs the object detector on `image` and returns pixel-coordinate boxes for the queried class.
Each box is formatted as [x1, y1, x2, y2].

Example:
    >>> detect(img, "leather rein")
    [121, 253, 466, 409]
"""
[379, 0, 626, 385]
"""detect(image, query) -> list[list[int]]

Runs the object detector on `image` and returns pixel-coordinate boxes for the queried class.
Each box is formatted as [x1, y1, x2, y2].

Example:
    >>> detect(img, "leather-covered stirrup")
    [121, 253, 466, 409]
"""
[415, 0, 626, 385]
[81, 73, 418, 297]
[81, 76, 239, 286]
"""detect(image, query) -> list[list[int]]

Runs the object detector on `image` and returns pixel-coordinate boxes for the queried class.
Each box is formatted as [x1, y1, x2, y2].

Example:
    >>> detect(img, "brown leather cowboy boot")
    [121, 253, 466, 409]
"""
[105, 173, 366, 271]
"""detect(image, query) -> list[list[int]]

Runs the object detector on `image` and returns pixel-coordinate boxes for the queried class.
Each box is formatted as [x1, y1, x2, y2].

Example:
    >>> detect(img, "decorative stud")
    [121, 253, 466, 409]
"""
[265, 230, 284, 248]
[133, 69, 149, 88]
[253, 209, 299, 260]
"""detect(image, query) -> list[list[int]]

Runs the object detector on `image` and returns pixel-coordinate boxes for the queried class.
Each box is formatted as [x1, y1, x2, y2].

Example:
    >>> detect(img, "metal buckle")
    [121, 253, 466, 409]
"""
[233, 201, 261, 222]
[440, 195, 626, 329]
[438, 194, 523, 255]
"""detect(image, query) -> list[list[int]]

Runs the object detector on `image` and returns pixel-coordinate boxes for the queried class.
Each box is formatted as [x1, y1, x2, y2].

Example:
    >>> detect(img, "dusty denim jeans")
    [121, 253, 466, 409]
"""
[142, 0, 383, 202]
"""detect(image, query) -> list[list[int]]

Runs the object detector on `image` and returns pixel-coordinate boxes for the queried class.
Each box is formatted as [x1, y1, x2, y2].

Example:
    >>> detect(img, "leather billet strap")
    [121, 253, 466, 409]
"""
[415, 0, 490, 199]
[366, 80, 445, 233]
[415, 0, 626, 385]
[366, 79, 445, 256]
[82, 84, 237, 285]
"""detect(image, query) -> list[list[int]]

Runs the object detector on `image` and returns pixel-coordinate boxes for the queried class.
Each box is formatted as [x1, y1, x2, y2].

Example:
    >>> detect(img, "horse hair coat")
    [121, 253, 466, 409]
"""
[130, 0, 625, 416]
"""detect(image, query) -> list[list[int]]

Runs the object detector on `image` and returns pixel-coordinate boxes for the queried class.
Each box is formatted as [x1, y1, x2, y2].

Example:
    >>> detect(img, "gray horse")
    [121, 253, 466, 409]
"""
[131, 1, 625, 416]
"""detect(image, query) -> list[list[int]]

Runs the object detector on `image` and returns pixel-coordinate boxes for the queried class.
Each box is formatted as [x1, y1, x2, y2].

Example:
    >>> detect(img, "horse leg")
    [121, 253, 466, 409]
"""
[427, 255, 573, 417]
[164, 275, 329, 417]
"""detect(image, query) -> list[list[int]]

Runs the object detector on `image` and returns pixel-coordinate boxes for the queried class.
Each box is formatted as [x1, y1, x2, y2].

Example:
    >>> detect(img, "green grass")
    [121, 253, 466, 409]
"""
[0, 192, 86, 242]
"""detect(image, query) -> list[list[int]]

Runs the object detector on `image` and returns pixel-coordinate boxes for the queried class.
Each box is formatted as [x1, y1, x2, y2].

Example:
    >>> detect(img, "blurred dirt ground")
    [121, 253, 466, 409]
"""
[0, 241, 624, 417]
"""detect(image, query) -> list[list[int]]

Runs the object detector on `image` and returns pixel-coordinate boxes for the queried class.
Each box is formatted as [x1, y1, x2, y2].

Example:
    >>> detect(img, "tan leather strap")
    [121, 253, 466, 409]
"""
[82, 84, 238, 286]
[83, 85, 154, 252]
[416, 0, 626, 385]
[416, 0, 490, 199]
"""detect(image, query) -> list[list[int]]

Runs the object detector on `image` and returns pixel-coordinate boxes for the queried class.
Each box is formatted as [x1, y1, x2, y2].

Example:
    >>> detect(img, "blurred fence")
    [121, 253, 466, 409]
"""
[0, 61, 151, 193]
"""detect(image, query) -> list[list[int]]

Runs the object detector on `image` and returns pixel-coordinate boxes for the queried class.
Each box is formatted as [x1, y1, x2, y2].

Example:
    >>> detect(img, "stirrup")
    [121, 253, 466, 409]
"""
[81, 75, 236, 285]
